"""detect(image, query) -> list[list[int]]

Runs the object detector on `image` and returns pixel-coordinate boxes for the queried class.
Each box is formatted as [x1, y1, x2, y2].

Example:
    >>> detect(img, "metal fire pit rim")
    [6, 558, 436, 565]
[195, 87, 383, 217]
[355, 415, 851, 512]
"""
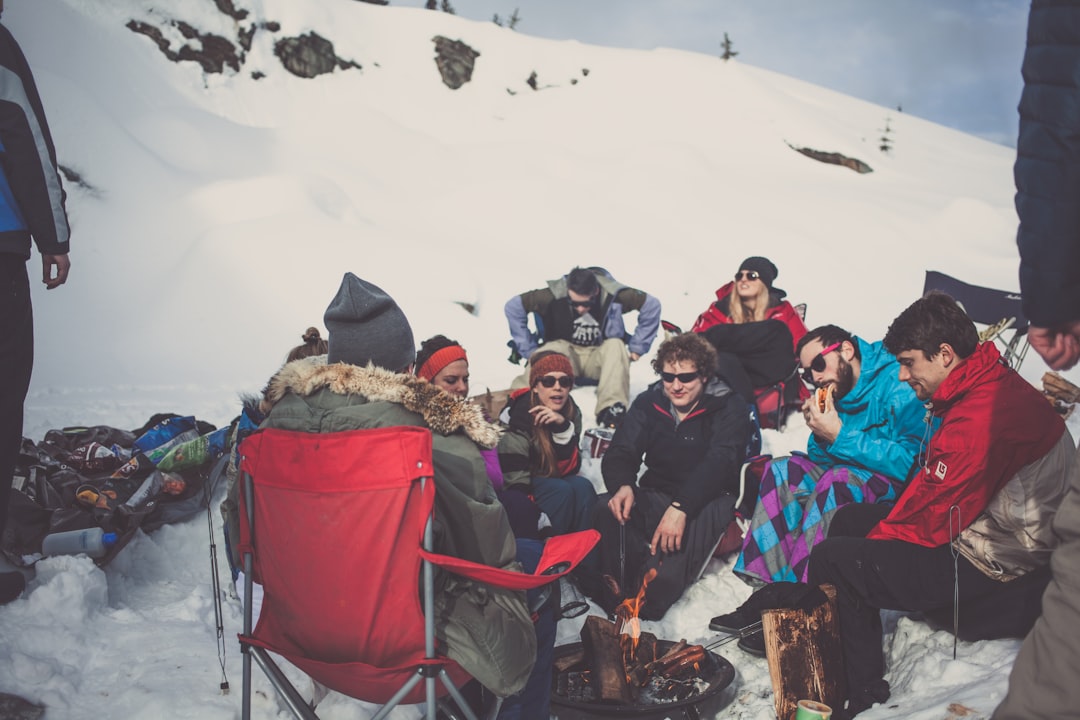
[549, 639, 737, 717]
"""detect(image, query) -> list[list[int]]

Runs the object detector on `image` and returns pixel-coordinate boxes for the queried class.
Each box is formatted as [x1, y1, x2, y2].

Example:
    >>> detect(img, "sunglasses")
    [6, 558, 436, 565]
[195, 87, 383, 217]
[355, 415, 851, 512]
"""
[799, 342, 842, 383]
[569, 299, 595, 309]
[660, 371, 701, 384]
[538, 375, 573, 389]
[734, 271, 761, 281]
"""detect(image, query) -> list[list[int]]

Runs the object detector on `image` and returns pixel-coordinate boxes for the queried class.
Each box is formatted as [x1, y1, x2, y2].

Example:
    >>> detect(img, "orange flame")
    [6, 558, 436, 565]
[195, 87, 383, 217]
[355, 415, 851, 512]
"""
[616, 568, 658, 658]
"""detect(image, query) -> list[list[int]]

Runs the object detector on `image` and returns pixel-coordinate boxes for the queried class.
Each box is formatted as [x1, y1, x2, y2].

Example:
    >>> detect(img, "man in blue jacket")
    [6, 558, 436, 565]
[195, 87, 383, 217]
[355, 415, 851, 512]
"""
[732, 324, 929, 587]
[505, 266, 661, 428]
[1, 4, 71, 604]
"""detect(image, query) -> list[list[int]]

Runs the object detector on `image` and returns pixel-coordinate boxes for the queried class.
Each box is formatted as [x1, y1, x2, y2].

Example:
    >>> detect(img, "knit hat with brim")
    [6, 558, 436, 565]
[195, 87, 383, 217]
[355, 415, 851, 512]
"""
[324, 273, 415, 371]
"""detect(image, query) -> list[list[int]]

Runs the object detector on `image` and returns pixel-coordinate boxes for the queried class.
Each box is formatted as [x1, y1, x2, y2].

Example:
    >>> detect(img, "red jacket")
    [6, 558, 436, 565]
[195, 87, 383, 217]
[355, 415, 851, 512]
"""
[689, 282, 808, 352]
[868, 342, 1065, 546]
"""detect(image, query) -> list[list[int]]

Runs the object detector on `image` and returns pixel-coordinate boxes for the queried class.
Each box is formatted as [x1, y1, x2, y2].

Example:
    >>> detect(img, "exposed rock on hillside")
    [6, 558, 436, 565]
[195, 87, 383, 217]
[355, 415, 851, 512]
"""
[126, 19, 243, 74]
[274, 32, 361, 78]
[788, 144, 873, 174]
[433, 36, 479, 89]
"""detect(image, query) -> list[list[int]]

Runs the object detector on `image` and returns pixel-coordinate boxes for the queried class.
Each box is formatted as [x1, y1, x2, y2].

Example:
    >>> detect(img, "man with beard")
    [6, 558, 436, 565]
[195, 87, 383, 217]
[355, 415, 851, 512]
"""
[809, 292, 1073, 718]
[730, 324, 928, 588]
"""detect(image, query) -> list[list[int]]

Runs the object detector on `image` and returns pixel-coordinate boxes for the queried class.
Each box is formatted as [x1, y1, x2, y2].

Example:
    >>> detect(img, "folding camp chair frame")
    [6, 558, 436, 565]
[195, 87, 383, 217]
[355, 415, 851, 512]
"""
[923, 270, 1031, 370]
[239, 467, 489, 720]
[237, 427, 598, 720]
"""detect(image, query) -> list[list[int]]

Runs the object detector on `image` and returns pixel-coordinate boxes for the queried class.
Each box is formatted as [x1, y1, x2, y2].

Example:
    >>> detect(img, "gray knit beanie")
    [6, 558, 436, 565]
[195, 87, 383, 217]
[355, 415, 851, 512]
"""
[324, 273, 415, 371]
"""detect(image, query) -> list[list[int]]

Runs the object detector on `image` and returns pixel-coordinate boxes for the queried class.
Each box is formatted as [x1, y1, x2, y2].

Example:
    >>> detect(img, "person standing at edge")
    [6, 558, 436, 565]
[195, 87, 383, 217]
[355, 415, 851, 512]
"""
[1, 1, 72, 604]
[995, 1, 1080, 717]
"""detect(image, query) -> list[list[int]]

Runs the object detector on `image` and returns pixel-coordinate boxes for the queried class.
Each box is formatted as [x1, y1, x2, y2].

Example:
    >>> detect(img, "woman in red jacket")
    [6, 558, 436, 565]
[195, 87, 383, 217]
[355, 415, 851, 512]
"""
[690, 257, 808, 406]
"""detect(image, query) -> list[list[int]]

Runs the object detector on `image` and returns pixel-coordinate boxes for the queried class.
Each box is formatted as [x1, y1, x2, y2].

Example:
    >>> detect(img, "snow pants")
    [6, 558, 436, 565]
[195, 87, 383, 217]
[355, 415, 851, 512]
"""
[809, 503, 1048, 711]
[511, 338, 629, 416]
[0, 256, 32, 538]
[735, 455, 901, 584]
[592, 487, 733, 620]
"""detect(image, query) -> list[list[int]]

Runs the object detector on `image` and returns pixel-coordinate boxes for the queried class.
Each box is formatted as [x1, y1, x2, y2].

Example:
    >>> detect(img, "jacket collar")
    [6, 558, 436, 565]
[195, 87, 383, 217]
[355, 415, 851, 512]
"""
[260, 355, 502, 448]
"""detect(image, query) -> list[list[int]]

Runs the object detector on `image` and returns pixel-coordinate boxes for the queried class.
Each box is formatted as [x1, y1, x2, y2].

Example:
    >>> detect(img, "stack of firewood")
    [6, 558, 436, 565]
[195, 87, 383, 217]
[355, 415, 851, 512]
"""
[572, 615, 707, 705]
[1043, 372, 1080, 418]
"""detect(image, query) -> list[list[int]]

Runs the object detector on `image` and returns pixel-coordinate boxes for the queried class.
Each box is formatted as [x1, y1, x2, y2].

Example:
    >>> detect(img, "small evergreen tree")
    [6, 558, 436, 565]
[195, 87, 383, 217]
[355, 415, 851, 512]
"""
[879, 116, 894, 154]
[440, 0, 455, 14]
[425, 0, 436, 8]
[493, 9, 521, 29]
[720, 32, 738, 61]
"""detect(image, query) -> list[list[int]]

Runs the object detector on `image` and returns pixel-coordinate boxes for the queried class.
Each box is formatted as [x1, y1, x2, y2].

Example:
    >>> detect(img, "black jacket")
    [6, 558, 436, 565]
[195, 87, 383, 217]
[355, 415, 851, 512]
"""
[601, 378, 749, 518]
[1015, 0, 1080, 327]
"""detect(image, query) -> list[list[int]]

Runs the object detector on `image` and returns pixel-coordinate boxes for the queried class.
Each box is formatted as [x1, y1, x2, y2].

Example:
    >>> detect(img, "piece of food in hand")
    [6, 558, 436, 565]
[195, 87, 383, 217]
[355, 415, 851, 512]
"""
[816, 386, 830, 412]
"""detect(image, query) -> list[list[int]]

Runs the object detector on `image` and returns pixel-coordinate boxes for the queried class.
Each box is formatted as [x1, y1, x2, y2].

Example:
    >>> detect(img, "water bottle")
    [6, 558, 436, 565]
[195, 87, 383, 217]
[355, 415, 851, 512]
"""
[41, 528, 118, 559]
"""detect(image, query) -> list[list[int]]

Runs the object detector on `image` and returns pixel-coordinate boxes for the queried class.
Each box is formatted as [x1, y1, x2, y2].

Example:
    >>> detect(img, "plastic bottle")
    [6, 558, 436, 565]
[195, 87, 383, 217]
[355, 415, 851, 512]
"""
[41, 528, 119, 559]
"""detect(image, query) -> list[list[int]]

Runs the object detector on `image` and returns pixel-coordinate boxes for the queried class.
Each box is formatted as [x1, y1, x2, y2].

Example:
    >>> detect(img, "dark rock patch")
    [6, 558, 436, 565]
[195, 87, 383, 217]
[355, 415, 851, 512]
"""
[432, 36, 479, 89]
[274, 32, 360, 78]
[788, 143, 873, 174]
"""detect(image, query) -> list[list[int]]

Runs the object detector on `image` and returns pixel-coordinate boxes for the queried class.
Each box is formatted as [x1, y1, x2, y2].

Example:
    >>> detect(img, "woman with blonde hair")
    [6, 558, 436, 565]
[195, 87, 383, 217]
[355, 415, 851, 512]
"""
[689, 256, 808, 410]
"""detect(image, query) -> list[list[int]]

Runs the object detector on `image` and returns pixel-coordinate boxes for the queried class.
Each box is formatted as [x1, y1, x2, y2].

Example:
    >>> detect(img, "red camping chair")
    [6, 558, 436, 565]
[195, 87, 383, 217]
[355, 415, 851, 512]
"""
[237, 426, 599, 720]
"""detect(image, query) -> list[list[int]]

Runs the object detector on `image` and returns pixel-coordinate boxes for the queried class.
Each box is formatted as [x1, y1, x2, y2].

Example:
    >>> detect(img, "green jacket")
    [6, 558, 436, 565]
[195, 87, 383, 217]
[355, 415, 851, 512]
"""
[230, 357, 535, 697]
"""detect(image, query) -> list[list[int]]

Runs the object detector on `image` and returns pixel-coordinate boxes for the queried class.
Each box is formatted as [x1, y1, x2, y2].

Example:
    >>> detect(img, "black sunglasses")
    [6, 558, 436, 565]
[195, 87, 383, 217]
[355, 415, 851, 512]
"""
[799, 342, 841, 383]
[734, 271, 761, 281]
[660, 371, 700, 384]
[569, 299, 594, 309]
[538, 375, 573, 389]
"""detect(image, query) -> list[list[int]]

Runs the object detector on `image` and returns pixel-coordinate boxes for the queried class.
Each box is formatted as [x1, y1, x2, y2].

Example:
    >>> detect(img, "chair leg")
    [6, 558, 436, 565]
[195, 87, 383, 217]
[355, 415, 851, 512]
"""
[248, 646, 320, 720]
[437, 671, 481, 720]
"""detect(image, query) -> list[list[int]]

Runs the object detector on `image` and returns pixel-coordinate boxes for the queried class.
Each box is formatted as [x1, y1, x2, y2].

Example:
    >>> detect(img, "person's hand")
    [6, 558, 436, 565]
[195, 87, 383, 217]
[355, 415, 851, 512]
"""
[803, 385, 842, 444]
[529, 404, 563, 427]
[1029, 323, 1080, 371]
[650, 505, 686, 555]
[608, 485, 635, 524]
[629, 352, 641, 362]
[42, 253, 69, 289]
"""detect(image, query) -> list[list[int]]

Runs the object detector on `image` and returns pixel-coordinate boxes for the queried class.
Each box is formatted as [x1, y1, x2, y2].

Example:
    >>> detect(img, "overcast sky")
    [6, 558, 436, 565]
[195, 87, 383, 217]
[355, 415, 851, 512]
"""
[442, 0, 1031, 147]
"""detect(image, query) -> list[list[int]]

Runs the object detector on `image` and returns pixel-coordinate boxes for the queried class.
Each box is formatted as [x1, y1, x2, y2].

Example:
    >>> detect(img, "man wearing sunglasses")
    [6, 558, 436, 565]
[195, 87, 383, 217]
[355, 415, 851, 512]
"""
[808, 291, 1074, 719]
[733, 324, 927, 588]
[505, 266, 661, 430]
[590, 333, 750, 621]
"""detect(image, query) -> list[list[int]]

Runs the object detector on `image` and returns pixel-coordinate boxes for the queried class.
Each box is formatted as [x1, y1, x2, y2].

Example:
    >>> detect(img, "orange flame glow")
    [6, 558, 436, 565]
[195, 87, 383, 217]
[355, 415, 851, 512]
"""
[616, 568, 658, 658]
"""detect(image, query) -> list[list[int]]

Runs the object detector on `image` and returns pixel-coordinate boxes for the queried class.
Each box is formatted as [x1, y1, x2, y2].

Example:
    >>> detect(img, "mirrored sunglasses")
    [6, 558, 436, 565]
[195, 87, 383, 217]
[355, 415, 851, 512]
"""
[799, 342, 842, 383]
[539, 375, 573, 389]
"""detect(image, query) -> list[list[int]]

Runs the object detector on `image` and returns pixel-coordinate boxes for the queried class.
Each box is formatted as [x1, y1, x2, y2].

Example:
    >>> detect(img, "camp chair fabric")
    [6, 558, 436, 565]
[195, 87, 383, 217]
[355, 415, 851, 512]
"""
[923, 270, 1031, 369]
[237, 426, 597, 719]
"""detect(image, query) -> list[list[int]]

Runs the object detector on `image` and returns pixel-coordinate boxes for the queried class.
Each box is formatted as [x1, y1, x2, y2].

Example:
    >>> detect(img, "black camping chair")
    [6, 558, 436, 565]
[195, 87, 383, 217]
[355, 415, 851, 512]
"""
[923, 271, 1031, 370]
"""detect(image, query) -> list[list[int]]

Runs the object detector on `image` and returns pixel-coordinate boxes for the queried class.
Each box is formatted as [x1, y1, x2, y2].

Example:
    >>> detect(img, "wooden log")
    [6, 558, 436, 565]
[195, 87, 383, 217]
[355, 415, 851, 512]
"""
[580, 615, 633, 705]
[553, 647, 586, 674]
[761, 584, 845, 720]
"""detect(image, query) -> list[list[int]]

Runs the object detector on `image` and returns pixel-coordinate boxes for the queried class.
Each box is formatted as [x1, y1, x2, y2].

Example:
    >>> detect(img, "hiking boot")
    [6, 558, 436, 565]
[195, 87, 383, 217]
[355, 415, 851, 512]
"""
[596, 402, 627, 429]
[737, 629, 766, 657]
[708, 608, 757, 634]
[0, 570, 26, 605]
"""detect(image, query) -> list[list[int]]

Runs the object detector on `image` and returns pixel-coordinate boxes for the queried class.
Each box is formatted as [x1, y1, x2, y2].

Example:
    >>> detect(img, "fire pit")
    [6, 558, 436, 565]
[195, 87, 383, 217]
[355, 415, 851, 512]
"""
[550, 637, 736, 720]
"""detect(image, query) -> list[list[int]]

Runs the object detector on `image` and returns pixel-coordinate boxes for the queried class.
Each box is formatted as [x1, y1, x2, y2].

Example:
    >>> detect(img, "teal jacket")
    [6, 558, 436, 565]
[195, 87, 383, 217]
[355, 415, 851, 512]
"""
[807, 337, 930, 482]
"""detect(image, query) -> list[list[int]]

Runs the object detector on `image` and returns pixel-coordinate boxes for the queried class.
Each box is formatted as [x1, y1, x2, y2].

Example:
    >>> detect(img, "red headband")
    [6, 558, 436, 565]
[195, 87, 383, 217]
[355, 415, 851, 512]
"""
[418, 345, 468, 381]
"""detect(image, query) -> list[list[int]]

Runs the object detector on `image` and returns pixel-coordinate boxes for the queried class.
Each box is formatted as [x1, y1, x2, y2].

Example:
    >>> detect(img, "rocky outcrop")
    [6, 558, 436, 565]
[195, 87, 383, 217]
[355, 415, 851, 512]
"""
[433, 36, 479, 89]
[788, 143, 873, 174]
[126, 19, 243, 74]
[273, 32, 361, 78]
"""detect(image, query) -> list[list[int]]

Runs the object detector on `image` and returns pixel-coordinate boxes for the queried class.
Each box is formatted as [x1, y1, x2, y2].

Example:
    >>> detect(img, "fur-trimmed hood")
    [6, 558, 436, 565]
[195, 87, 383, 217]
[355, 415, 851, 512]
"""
[260, 355, 502, 448]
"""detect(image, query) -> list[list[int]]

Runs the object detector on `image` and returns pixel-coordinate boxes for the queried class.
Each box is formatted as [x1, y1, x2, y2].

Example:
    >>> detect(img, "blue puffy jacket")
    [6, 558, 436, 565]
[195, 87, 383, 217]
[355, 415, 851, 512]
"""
[806, 337, 930, 483]
[0, 23, 69, 258]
